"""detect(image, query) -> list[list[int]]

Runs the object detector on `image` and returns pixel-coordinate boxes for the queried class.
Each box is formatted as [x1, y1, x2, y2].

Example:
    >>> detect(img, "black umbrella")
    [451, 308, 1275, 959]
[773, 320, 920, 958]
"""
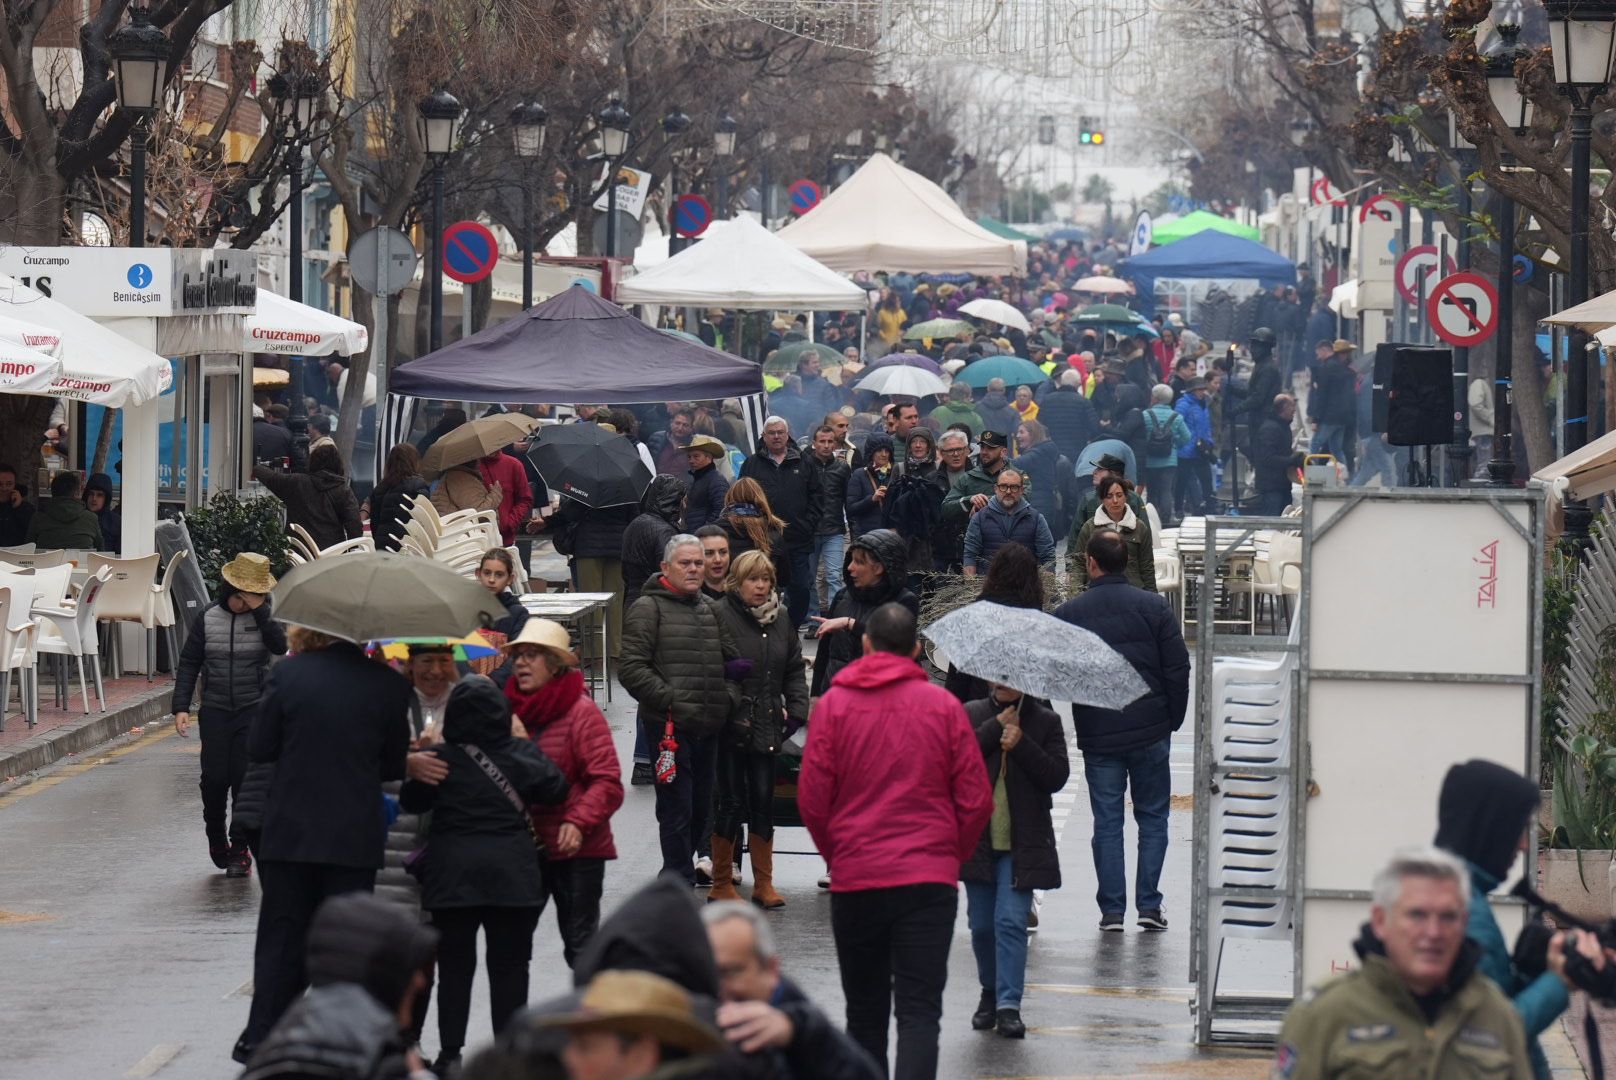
[526, 423, 652, 508]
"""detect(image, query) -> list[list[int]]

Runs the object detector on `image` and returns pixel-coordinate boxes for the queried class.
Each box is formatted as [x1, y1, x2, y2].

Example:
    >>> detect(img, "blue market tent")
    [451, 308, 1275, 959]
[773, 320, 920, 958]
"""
[1124, 229, 1296, 317]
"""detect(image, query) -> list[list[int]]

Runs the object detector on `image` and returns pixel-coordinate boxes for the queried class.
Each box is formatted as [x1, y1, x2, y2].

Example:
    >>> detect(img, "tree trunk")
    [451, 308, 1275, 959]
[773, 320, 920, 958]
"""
[90, 407, 117, 475]
[1512, 284, 1554, 475]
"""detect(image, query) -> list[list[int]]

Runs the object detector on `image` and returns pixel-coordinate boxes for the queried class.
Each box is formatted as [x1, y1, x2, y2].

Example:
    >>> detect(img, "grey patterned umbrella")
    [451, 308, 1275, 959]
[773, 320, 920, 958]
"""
[922, 601, 1150, 709]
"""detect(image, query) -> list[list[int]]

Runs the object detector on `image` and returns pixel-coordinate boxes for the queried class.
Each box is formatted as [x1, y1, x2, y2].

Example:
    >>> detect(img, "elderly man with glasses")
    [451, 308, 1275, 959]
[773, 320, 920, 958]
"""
[960, 467, 1055, 576]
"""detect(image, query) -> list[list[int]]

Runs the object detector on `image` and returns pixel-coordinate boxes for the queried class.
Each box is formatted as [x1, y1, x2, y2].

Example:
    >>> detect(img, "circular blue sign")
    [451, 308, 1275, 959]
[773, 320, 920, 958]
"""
[126, 263, 153, 289]
[788, 179, 821, 214]
[673, 194, 712, 238]
[442, 221, 499, 284]
[1513, 255, 1534, 284]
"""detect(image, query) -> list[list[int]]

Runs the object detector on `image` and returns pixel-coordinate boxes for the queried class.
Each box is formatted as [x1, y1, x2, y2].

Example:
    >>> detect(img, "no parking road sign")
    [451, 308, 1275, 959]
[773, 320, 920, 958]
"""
[673, 194, 712, 238]
[1426, 271, 1498, 348]
[788, 179, 821, 215]
[1394, 244, 1457, 306]
[442, 220, 499, 284]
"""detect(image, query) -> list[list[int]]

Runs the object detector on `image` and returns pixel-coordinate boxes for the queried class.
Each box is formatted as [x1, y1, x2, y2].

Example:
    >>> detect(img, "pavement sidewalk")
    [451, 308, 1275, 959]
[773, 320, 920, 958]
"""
[0, 670, 174, 780]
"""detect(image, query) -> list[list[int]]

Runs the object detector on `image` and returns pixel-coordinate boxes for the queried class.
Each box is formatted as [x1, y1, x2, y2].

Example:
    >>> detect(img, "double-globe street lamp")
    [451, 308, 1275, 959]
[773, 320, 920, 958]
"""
[109, 4, 169, 248]
[1545, 1, 1616, 544]
[1484, 30, 1536, 488]
[597, 98, 632, 259]
[510, 100, 548, 309]
[267, 55, 325, 466]
[418, 88, 465, 353]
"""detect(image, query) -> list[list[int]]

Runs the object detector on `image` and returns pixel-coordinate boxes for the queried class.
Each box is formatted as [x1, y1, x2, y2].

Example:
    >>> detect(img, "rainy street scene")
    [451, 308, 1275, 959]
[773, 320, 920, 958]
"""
[3, 1, 1616, 1079]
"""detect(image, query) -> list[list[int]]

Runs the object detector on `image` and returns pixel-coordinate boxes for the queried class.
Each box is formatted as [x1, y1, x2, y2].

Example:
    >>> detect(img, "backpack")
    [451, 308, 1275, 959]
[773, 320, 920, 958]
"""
[1143, 409, 1176, 456]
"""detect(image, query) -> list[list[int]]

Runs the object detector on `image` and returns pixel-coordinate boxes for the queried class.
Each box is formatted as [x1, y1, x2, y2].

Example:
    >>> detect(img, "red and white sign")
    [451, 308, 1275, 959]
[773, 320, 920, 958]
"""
[1310, 177, 1347, 206]
[1359, 195, 1406, 227]
[1426, 271, 1498, 348]
[1395, 245, 1457, 305]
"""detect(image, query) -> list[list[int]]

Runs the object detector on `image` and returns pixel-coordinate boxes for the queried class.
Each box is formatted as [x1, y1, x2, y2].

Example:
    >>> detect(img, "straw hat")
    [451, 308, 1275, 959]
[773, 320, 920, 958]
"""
[540, 970, 726, 1055]
[220, 552, 277, 594]
[502, 618, 579, 668]
[685, 434, 727, 459]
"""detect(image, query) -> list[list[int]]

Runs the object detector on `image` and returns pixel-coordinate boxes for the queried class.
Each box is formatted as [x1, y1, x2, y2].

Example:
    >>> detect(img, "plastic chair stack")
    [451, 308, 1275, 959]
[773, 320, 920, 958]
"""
[398, 495, 501, 577]
[0, 577, 41, 731]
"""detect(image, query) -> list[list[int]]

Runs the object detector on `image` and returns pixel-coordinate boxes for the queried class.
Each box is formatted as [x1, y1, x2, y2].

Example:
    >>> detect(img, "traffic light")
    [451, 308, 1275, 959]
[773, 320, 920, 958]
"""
[1079, 115, 1105, 147]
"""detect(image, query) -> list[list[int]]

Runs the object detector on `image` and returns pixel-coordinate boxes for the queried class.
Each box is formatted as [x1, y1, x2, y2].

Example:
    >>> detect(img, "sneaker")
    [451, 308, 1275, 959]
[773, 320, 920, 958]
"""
[995, 1009, 1026, 1039]
[1137, 909, 1169, 931]
[695, 856, 714, 887]
[817, 871, 832, 890]
[1100, 912, 1125, 932]
[630, 761, 653, 786]
[209, 842, 231, 870]
[971, 989, 996, 1031]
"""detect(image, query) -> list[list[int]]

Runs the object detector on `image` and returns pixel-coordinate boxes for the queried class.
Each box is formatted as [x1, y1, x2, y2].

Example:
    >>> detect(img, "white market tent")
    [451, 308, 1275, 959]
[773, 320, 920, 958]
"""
[616, 216, 868, 310]
[247, 291, 368, 356]
[1541, 287, 1616, 347]
[775, 152, 1027, 276]
[0, 274, 171, 407]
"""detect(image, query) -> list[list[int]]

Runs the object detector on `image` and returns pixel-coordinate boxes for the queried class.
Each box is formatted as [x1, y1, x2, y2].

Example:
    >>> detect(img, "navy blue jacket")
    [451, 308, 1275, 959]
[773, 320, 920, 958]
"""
[1052, 575, 1190, 754]
[963, 497, 1055, 572]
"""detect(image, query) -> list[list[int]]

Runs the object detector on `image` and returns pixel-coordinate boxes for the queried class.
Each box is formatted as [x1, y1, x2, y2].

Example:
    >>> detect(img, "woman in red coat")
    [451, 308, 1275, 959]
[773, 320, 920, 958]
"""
[503, 619, 624, 968]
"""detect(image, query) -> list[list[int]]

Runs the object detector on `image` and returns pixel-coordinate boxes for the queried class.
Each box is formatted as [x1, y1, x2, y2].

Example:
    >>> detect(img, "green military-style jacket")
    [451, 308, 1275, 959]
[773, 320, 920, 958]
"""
[1274, 950, 1530, 1080]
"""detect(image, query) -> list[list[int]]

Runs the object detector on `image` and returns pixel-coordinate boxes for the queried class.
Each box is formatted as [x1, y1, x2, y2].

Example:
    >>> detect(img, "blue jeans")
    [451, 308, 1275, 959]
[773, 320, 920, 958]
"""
[808, 533, 846, 619]
[786, 545, 813, 628]
[1311, 423, 1347, 463]
[1083, 736, 1171, 915]
[965, 854, 1033, 1009]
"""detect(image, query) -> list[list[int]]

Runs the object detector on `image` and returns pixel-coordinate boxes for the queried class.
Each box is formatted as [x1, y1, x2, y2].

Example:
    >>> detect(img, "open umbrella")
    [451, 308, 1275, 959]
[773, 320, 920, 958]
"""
[659, 328, 704, 344]
[375, 635, 501, 662]
[959, 298, 1031, 333]
[272, 553, 508, 643]
[527, 422, 652, 508]
[853, 366, 949, 399]
[421, 413, 541, 478]
[1073, 303, 1142, 324]
[1073, 276, 1133, 296]
[1045, 226, 1088, 243]
[903, 318, 974, 341]
[252, 366, 290, 388]
[953, 355, 1049, 389]
[764, 340, 843, 375]
[922, 601, 1149, 708]
[869, 352, 942, 374]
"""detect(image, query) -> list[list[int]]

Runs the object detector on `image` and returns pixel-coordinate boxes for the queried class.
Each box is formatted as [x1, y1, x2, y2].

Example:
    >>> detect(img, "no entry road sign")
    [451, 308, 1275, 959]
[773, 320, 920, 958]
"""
[788, 179, 821, 215]
[1395, 245, 1457, 306]
[673, 194, 713, 238]
[1359, 195, 1406, 228]
[442, 220, 499, 284]
[1427, 271, 1498, 348]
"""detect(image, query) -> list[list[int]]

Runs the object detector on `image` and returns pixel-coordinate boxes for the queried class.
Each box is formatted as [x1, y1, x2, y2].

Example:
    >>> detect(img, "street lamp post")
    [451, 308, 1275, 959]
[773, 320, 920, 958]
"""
[109, 4, 169, 248]
[418, 88, 464, 353]
[1485, 31, 1534, 488]
[510, 100, 548, 309]
[661, 106, 691, 254]
[597, 97, 631, 259]
[1446, 108, 1477, 485]
[714, 111, 737, 218]
[1545, 0, 1616, 544]
[268, 57, 324, 467]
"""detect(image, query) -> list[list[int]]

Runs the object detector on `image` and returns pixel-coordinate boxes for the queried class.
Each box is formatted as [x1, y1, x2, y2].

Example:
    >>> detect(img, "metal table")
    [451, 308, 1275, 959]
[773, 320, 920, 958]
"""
[518, 592, 614, 701]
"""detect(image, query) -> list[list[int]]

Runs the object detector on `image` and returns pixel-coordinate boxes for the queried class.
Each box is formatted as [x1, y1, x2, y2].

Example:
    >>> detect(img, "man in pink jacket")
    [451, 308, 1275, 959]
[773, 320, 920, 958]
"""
[798, 602, 993, 1080]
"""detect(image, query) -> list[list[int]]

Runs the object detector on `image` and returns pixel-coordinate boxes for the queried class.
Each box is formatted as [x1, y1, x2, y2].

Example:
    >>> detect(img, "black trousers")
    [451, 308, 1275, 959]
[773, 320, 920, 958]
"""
[430, 905, 542, 1054]
[715, 746, 776, 842]
[245, 860, 376, 1044]
[644, 721, 717, 884]
[543, 857, 606, 968]
[199, 706, 254, 846]
[830, 883, 958, 1080]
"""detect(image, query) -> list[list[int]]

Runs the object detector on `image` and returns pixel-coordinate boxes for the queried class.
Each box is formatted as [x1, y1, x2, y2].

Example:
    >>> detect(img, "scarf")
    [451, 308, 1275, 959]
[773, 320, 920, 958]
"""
[744, 591, 782, 625]
[414, 685, 452, 738]
[1093, 502, 1137, 531]
[506, 667, 586, 735]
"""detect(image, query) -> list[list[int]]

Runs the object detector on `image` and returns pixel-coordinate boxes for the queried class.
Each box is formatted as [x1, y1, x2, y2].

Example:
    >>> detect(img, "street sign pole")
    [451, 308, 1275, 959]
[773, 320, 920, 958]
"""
[373, 235, 388, 460]
[1450, 181, 1473, 485]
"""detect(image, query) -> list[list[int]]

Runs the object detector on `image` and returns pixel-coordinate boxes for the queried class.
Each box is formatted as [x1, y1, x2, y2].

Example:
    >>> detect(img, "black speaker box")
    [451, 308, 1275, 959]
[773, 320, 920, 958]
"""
[1386, 347, 1454, 447]
[1370, 341, 1413, 435]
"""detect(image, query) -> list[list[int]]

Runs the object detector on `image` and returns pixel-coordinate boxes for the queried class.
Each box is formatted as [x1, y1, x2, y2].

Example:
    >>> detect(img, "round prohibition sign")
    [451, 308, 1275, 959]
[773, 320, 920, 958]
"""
[442, 220, 499, 284]
[1426, 271, 1498, 348]
[1394, 245, 1457, 306]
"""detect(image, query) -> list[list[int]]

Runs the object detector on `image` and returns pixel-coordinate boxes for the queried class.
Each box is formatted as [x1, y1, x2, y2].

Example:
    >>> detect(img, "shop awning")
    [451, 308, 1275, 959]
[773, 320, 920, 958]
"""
[0, 274, 171, 406]
[247, 291, 369, 356]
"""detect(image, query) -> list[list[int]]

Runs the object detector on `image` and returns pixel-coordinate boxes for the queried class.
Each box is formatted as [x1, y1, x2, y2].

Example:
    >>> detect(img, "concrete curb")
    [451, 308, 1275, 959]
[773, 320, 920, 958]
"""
[0, 685, 174, 779]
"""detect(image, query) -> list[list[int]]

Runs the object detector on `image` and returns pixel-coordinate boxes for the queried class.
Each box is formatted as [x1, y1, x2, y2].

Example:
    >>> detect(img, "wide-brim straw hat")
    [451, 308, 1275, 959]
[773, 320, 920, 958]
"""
[684, 435, 727, 458]
[502, 618, 579, 668]
[221, 552, 277, 594]
[540, 970, 727, 1055]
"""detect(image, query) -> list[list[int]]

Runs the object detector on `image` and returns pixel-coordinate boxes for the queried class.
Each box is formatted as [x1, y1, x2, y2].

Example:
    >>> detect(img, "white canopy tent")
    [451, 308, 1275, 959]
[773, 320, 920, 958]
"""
[776, 152, 1027, 276]
[616, 217, 867, 310]
[247, 291, 368, 356]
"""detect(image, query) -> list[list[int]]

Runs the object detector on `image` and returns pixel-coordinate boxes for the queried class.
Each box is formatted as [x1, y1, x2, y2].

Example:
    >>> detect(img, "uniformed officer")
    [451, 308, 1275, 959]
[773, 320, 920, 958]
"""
[1274, 846, 1530, 1080]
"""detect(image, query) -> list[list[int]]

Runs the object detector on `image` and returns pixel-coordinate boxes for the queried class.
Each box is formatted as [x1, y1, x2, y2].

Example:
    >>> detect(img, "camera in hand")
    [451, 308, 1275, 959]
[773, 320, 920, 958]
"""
[1511, 878, 1616, 1001]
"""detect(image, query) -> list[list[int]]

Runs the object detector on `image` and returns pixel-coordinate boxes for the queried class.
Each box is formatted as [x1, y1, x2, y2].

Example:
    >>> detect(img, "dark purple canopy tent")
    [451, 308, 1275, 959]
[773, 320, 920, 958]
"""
[389, 284, 764, 403]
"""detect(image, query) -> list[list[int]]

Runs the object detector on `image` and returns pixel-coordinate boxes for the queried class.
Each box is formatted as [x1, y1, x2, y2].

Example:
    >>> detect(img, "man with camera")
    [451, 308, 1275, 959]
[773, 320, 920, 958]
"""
[1275, 847, 1531, 1079]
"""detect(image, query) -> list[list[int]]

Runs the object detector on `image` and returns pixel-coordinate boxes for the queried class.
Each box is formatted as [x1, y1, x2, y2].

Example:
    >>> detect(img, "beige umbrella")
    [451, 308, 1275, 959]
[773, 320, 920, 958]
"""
[252, 366, 290, 387]
[271, 552, 508, 642]
[421, 413, 540, 478]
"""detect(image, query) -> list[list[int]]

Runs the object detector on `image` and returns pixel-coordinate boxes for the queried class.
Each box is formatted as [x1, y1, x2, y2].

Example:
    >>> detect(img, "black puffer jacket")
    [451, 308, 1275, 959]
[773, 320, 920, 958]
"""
[810, 529, 919, 695]
[239, 982, 411, 1080]
[713, 591, 810, 754]
[171, 589, 288, 715]
[619, 574, 739, 739]
[399, 677, 568, 910]
[961, 695, 1069, 891]
[367, 475, 430, 552]
[231, 762, 274, 842]
[621, 475, 688, 606]
[1052, 575, 1190, 754]
[552, 498, 636, 561]
[253, 465, 362, 551]
[740, 440, 818, 551]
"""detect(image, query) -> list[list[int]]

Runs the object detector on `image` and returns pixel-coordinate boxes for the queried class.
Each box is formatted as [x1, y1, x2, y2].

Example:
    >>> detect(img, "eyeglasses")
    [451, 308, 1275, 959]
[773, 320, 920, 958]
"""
[941, 447, 968, 454]
[995, 483, 1024, 492]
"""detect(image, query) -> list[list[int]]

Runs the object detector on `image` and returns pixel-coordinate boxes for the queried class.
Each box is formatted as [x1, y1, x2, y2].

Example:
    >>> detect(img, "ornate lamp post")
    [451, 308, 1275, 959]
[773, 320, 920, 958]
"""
[417, 88, 465, 353]
[1485, 30, 1535, 487]
[597, 97, 631, 258]
[661, 106, 691, 254]
[713, 111, 738, 217]
[510, 100, 548, 309]
[267, 55, 324, 466]
[108, 4, 169, 248]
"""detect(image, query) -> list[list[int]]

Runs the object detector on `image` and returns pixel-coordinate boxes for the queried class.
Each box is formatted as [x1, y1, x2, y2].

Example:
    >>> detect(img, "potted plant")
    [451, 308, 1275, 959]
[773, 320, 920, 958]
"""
[1541, 733, 1616, 923]
[181, 491, 292, 597]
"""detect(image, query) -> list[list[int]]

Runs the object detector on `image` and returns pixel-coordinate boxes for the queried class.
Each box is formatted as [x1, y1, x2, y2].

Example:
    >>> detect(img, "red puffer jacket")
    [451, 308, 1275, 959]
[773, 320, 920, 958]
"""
[509, 670, 623, 860]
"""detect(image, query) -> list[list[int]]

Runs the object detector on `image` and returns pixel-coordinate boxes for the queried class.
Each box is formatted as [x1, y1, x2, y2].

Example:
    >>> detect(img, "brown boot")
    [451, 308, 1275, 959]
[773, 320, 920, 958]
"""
[749, 835, 785, 909]
[708, 835, 742, 902]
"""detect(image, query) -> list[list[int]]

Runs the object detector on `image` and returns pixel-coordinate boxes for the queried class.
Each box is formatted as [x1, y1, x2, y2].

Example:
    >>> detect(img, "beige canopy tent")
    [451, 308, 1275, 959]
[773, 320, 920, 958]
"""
[1541, 288, 1616, 347]
[775, 152, 1026, 276]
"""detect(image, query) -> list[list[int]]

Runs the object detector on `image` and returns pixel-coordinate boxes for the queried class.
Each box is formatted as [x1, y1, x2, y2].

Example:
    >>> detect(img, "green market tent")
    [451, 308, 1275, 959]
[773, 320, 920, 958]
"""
[1152, 210, 1259, 245]
[975, 215, 1036, 242]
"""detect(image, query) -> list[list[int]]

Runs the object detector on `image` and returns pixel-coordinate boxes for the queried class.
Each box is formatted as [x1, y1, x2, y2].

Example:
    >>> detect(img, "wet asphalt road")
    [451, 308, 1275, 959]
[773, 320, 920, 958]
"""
[0, 669, 1277, 1080]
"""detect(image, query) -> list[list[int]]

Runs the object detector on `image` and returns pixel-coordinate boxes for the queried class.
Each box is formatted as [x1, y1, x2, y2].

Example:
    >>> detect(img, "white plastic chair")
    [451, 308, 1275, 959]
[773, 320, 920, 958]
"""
[318, 536, 376, 557]
[4, 548, 67, 569]
[27, 563, 73, 611]
[148, 551, 187, 682]
[0, 543, 35, 556]
[87, 552, 161, 677]
[0, 584, 41, 731]
[1154, 553, 1183, 626]
[36, 565, 111, 713]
